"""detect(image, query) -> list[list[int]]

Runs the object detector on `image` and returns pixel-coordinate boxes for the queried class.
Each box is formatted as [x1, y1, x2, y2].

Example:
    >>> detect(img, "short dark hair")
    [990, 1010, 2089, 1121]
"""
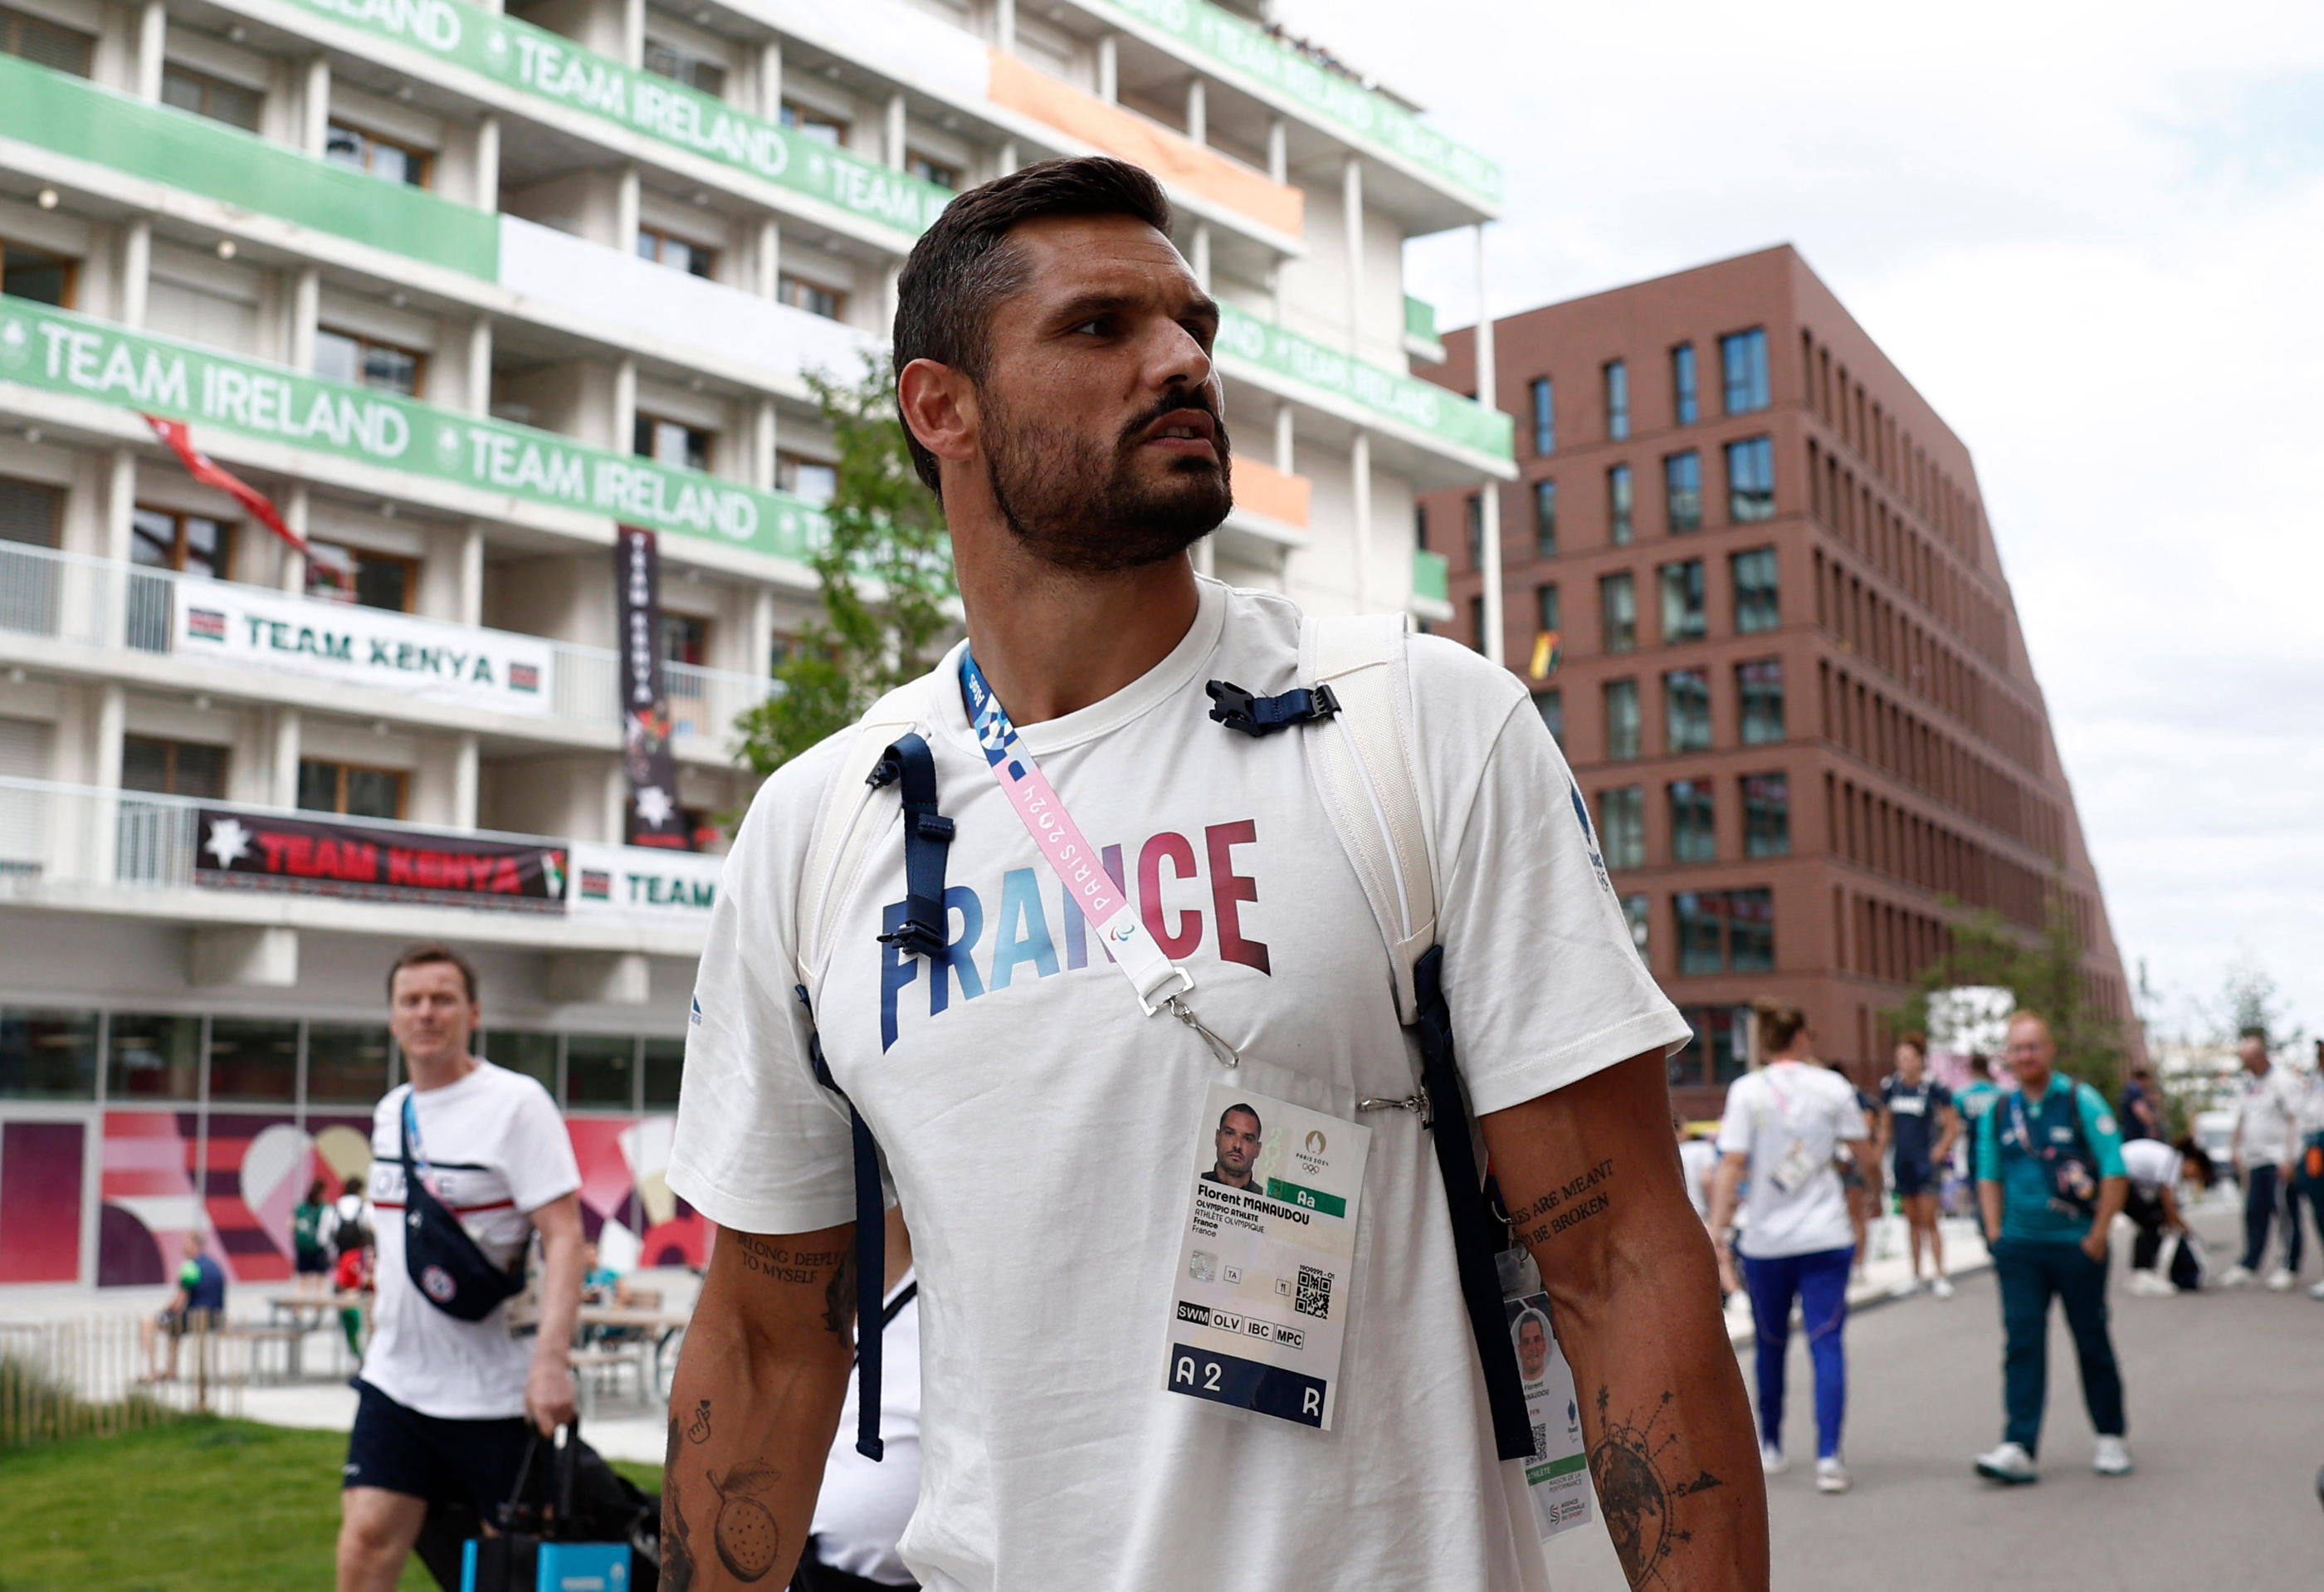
[891, 155, 1174, 494]
[1218, 1103, 1262, 1135]
[2172, 1137, 2217, 1188]
[386, 940, 478, 1004]
[2239, 1024, 2268, 1043]
[1897, 1031, 1927, 1057]
[1969, 1052, 1992, 1077]
[1751, 997, 1807, 1057]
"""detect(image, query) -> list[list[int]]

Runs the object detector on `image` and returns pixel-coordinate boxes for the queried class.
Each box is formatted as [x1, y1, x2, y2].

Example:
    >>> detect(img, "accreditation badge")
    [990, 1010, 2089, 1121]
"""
[1164, 1082, 1370, 1431]
[1497, 1250, 1594, 1541]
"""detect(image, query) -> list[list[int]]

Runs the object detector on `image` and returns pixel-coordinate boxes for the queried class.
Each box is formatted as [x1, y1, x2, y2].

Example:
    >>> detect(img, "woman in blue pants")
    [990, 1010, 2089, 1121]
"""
[1708, 999, 1874, 1494]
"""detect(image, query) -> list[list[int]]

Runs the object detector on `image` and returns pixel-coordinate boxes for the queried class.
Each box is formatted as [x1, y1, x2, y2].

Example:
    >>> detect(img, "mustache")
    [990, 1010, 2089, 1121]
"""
[1117, 390, 1229, 455]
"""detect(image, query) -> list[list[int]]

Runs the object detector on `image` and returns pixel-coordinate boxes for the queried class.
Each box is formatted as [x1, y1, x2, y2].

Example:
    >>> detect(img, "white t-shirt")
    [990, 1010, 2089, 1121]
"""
[2237, 1067, 2303, 1168]
[364, 1062, 582, 1419]
[1677, 1138, 1721, 1220]
[810, 1274, 922, 1586]
[2120, 1138, 2183, 1194]
[1716, 1062, 1868, 1259]
[670, 579, 1688, 1592]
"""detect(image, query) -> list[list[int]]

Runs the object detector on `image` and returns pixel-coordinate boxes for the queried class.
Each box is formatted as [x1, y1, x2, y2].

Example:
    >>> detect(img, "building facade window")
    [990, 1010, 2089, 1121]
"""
[1670, 1004, 1755, 1087]
[1468, 595, 1487, 654]
[776, 452, 837, 507]
[1725, 436, 1776, 521]
[1729, 887, 1775, 970]
[1, 5, 95, 75]
[1668, 778, 1716, 862]
[1464, 492, 1484, 569]
[208, 1017, 299, 1103]
[161, 63, 261, 130]
[130, 507, 230, 579]
[325, 122, 428, 186]
[1664, 667, 1712, 752]
[0, 476, 62, 546]
[1737, 658, 1785, 745]
[1721, 327, 1770, 413]
[1536, 582, 1560, 636]
[307, 544, 415, 611]
[1603, 359, 1629, 441]
[1599, 571, 1637, 653]
[660, 613, 710, 668]
[297, 759, 405, 820]
[1604, 678, 1641, 761]
[636, 414, 712, 472]
[642, 40, 725, 95]
[907, 153, 963, 190]
[1534, 689, 1563, 748]
[1731, 546, 1780, 632]
[637, 226, 716, 279]
[1675, 891, 1725, 975]
[314, 327, 422, 396]
[308, 1023, 391, 1104]
[107, 1013, 199, 1101]
[1672, 890, 1777, 976]
[779, 100, 848, 145]
[1664, 450, 1702, 533]
[1530, 376, 1555, 454]
[122, 735, 227, 798]
[1532, 478, 1557, 557]
[1598, 784, 1646, 870]
[1, 240, 74, 308]
[776, 273, 846, 320]
[1671, 342, 1698, 425]
[1608, 464, 1634, 545]
[0, 1006, 100, 1100]
[1742, 772, 1791, 857]
[566, 1034, 637, 1109]
[1623, 894, 1650, 960]
[1658, 559, 1706, 644]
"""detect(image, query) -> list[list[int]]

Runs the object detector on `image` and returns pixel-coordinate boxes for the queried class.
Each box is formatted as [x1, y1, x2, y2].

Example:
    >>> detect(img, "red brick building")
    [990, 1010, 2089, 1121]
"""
[1418, 246, 2135, 1116]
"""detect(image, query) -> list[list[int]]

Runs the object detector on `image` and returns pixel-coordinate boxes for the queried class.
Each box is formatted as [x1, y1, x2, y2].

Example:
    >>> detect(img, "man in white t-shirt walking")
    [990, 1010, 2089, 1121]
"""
[663, 157, 1764, 1591]
[336, 943, 584, 1591]
[1708, 1001, 1870, 1494]
[2221, 1030, 2303, 1290]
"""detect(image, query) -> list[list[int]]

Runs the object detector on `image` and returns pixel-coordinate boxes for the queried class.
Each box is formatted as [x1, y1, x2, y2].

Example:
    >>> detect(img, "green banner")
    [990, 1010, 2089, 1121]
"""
[286, 0, 951, 237]
[1218, 304, 1511, 461]
[1264, 1178, 1347, 1218]
[1086, 0, 1501, 209]
[0, 297, 825, 564]
[0, 53, 497, 279]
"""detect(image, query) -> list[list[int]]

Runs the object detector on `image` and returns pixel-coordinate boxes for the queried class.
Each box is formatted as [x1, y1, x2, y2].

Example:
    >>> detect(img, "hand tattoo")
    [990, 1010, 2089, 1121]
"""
[1589, 1386, 1724, 1590]
[662, 1417, 698, 1592]
[686, 1399, 712, 1444]
[709, 1460, 783, 1581]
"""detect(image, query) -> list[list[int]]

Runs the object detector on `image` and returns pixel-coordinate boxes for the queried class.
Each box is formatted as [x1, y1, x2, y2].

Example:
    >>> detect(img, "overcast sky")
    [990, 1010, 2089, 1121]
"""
[1273, 0, 2324, 1043]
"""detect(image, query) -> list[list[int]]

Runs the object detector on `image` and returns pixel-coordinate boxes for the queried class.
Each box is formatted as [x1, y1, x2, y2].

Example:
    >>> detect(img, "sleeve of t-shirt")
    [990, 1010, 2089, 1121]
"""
[666, 736, 860, 1235]
[1834, 1085, 1869, 1142]
[1932, 1082, 1954, 1112]
[1975, 1106, 2001, 1184]
[1715, 1078, 1755, 1156]
[1420, 640, 1692, 1116]
[504, 1077, 583, 1216]
[2077, 1084, 2127, 1179]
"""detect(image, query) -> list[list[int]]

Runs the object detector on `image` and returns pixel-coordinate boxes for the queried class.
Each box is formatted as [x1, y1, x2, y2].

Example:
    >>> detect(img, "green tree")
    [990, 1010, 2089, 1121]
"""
[1886, 885, 2129, 1097]
[733, 356, 955, 778]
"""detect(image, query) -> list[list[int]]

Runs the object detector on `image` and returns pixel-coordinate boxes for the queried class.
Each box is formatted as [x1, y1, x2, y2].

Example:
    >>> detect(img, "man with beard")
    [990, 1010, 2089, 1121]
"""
[665, 157, 1761, 1591]
[1203, 1103, 1262, 1189]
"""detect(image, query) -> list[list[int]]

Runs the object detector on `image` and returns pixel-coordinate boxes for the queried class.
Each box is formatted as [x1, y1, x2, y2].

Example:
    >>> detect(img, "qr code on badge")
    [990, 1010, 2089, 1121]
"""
[1531, 1424, 1549, 1462]
[1294, 1265, 1333, 1319]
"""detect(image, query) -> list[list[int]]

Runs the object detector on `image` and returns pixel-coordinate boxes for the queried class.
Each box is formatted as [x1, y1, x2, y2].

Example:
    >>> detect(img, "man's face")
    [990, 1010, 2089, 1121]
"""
[2239, 1038, 2268, 1073]
[389, 961, 479, 1067]
[2004, 1019, 2053, 1088]
[1213, 1110, 1261, 1182]
[1517, 1316, 1550, 1380]
[1894, 1044, 1925, 1083]
[971, 214, 1231, 571]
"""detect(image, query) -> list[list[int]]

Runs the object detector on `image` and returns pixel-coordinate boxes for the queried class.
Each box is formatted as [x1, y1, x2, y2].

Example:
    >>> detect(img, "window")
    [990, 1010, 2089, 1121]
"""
[1529, 377, 1555, 454]
[1598, 784, 1645, 870]
[305, 542, 415, 611]
[1464, 492, 1483, 569]
[643, 1037, 686, 1109]
[108, 1013, 199, 1101]
[566, 1034, 637, 1110]
[314, 327, 422, 396]
[1671, 343, 1698, 426]
[636, 414, 712, 473]
[0, 476, 61, 546]
[130, 507, 231, 579]
[298, 759, 405, 820]
[1531, 479, 1557, 557]
[1658, 559, 1706, 643]
[208, 1017, 297, 1103]
[642, 40, 725, 96]
[1743, 773, 1791, 857]
[1671, 1004, 1754, 1085]
[1467, 594, 1487, 653]
[0, 1006, 98, 1099]
[637, 226, 715, 280]
[2, 240, 76, 308]
[1603, 359, 1629, 441]
[1603, 678, 1640, 761]
[325, 122, 428, 187]
[1534, 689, 1563, 748]
[1669, 779, 1716, 862]
[484, 1030, 558, 1095]
[1607, 464, 1633, 545]
[1729, 888, 1775, 971]
[122, 736, 227, 798]
[907, 152, 961, 190]
[661, 613, 709, 668]
[1664, 667, 1711, 752]
[1, 5, 93, 75]
[1664, 451, 1702, 534]
[777, 452, 837, 507]
[1535, 582, 1560, 636]
[1737, 659, 1785, 745]
[1413, 503, 1428, 552]
[1721, 327, 1770, 414]
[1623, 895, 1650, 959]
[1731, 546, 1780, 632]
[1674, 891, 1726, 975]
[306, 1023, 391, 1104]
[1599, 571, 1637, 653]
[777, 273, 845, 321]
[1726, 436, 1776, 522]
[161, 63, 261, 129]
[779, 100, 848, 146]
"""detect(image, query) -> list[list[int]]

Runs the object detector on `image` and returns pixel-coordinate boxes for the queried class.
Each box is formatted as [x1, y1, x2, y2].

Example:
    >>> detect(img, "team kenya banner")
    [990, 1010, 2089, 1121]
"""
[0, 298, 825, 563]
[174, 579, 554, 718]
[196, 808, 567, 911]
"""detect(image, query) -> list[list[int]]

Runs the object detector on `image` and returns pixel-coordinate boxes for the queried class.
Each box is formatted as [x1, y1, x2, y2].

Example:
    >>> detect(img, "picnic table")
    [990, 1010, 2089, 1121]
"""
[572, 1302, 690, 1414]
[253, 1290, 367, 1381]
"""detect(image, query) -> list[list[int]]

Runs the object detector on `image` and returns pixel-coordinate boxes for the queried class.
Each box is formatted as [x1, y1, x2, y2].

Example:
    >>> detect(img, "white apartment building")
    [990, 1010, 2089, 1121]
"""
[0, 0, 1510, 1292]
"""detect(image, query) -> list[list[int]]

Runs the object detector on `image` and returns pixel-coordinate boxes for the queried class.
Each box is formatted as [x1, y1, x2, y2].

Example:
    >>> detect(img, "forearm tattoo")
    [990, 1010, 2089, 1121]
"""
[1589, 1387, 1726, 1590]
[662, 1417, 698, 1592]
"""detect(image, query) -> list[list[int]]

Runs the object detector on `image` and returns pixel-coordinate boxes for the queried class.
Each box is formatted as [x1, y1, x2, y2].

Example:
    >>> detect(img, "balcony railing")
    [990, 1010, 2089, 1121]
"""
[0, 540, 774, 751]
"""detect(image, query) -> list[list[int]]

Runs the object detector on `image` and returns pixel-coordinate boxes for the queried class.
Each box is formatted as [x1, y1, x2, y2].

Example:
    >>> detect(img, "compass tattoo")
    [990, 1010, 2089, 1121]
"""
[1589, 1386, 1725, 1589]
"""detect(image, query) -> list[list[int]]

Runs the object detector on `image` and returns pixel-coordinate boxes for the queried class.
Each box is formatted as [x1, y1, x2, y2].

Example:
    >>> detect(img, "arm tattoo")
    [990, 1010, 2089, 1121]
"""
[730, 1233, 851, 1287]
[822, 1248, 857, 1340]
[1512, 1158, 1619, 1248]
[1589, 1387, 1725, 1590]
[661, 1417, 697, 1592]
[709, 1461, 783, 1581]
[686, 1399, 711, 1444]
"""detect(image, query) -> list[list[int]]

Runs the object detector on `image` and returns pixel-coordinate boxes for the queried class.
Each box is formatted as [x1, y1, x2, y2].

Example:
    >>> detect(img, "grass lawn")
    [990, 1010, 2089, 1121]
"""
[0, 1419, 661, 1591]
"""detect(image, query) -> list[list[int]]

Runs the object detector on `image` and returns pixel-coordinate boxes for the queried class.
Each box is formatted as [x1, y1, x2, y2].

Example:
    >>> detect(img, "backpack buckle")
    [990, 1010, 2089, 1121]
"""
[1205, 680, 1340, 737]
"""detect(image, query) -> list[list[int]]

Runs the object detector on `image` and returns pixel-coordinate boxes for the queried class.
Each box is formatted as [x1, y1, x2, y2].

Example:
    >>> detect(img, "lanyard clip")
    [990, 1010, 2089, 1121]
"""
[1356, 1090, 1433, 1127]
[1165, 994, 1239, 1068]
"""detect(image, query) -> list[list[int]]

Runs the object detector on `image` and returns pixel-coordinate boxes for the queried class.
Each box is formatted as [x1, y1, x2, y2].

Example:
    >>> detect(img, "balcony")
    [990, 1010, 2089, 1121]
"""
[0, 540, 774, 757]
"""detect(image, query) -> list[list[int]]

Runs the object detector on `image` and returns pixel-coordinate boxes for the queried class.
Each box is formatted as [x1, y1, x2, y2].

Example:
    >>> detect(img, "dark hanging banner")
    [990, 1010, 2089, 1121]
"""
[193, 809, 568, 912]
[614, 525, 691, 850]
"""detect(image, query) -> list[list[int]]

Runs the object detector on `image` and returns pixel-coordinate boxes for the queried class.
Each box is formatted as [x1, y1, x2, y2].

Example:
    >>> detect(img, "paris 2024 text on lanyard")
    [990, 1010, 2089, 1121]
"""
[959, 650, 1372, 1432]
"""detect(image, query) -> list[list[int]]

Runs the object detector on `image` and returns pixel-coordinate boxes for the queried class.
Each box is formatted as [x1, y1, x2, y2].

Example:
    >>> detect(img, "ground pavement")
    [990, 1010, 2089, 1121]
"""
[1542, 1199, 2324, 1590]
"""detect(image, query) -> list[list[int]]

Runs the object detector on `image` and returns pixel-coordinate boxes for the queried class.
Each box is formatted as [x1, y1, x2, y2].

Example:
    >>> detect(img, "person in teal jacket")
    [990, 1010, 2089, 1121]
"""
[1972, 1010, 2130, 1486]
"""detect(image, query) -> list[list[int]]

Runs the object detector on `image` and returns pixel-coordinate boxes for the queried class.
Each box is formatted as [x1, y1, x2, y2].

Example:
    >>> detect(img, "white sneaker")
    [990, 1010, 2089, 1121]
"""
[1890, 1277, 1921, 1299]
[1975, 1441, 2038, 1484]
[1760, 1443, 1788, 1476]
[2127, 1270, 2177, 1297]
[1931, 1276, 1955, 1300]
[2266, 1267, 2297, 1292]
[2093, 1437, 2133, 1476]
[1816, 1457, 1851, 1493]
[2309, 1278, 2324, 1301]
[2218, 1264, 2254, 1287]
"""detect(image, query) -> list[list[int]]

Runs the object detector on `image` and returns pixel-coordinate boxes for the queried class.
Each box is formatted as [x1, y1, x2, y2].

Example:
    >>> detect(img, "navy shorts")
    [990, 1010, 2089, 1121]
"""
[295, 1247, 332, 1277]
[344, 1379, 535, 1516]
[1892, 1156, 1939, 1198]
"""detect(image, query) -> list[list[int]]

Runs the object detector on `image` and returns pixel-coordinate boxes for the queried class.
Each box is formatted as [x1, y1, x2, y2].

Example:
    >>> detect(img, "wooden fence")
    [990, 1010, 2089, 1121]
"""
[0, 1315, 245, 1450]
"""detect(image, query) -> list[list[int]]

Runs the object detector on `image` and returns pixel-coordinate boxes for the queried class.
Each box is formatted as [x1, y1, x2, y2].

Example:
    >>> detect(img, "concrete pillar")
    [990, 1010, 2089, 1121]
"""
[300, 56, 331, 155]
[548, 952, 650, 1005]
[748, 586, 776, 681]
[288, 266, 320, 374]
[994, 0, 1014, 56]
[885, 93, 907, 170]
[279, 483, 310, 594]
[1341, 156, 1364, 354]
[601, 759, 627, 844]
[753, 217, 780, 299]
[456, 521, 485, 627]
[463, 316, 494, 415]
[756, 39, 783, 120]
[132, 0, 165, 101]
[118, 220, 150, 328]
[473, 112, 500, 212]
[615, 165, 641, 253]
[1473, 223, 1505, 667]
[1185, 78, 1206, 146]
[271, 708, 301, 808]
[1267, 117, 1287, 184]
[102, 447, 135, 565]
[452, 733, 479, 829]
[1350, 430, 1372, 613]
[997, 140, 1019, 176]
[612, 356, 637, 452]
[1273, 403, 1294, 475]
[1096, 36, 1117, 102]
[191, 926, 300, 988]
[751, 398, 778, 491]
[1189, 222, 1210, 291]
[881, 266, 901, 335]
[621, 0, 644, 66]
[90, 682, 124, 881]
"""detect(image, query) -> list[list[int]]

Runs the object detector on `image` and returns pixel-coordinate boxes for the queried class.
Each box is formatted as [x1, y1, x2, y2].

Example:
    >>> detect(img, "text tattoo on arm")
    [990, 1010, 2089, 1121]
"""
[730, 1233, 850, 1286]
[1511, 1158, 1618, 1248]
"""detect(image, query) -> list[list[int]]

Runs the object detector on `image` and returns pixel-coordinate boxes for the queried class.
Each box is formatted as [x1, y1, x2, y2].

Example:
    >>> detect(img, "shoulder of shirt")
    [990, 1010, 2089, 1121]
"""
[1405, 631, 1532, 722]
